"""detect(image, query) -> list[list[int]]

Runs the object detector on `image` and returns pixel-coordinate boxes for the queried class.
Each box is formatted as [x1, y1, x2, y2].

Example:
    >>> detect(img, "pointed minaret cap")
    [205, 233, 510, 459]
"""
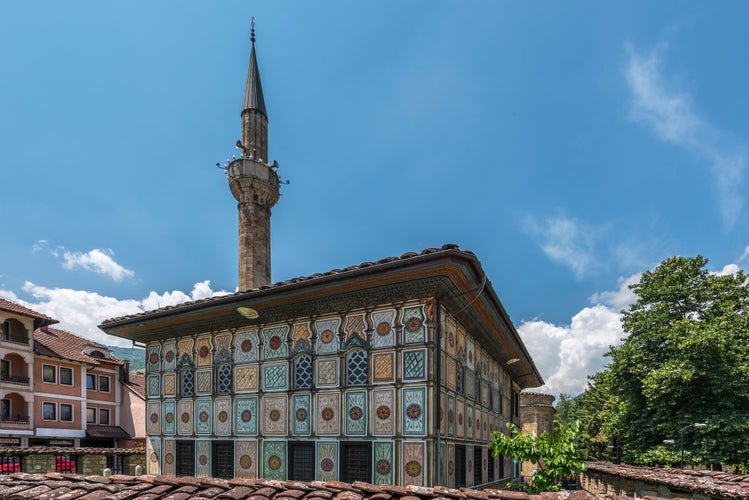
[242, 18, 267, 117]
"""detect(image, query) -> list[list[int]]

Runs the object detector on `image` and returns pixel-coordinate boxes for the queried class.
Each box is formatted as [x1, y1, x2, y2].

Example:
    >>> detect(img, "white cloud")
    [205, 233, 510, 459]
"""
[62, 248, 135, 281]
[738, 245, 749, 263]
[589, 272, 641, 311]
[0, 281, 230, 347]
[625, 45, 746, 228]
[522, 214, 600, 279]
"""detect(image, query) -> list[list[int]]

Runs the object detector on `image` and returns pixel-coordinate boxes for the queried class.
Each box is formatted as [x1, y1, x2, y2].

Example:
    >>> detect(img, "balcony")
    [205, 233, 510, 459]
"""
[0, 353, 30, 388]
[1, 415, 29, 424]
[0, 375, 29, 385]
[0, 393, 31, 430]
[1, 320, 30, 346]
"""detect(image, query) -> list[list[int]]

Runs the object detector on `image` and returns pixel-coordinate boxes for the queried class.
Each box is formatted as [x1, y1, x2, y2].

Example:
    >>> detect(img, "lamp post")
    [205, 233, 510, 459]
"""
[677, 423, 707, 469]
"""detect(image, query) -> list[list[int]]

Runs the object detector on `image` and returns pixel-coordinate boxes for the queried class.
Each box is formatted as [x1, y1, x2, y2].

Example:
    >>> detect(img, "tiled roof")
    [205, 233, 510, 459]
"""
[34, 327, 124, 366]
[0, 446, 142, 455]
[101, 244, 466, 325]
[0, 297, 58, 324]
[123, 374, 146, 399]
[86, 425, 131, 439]
[0, 473, 623, 500]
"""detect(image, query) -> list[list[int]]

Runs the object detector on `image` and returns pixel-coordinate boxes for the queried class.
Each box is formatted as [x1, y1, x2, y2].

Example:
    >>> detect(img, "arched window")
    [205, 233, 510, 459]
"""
[180, 367, 194, 397]
[346, 349, 368, 386]
[294, 354, 313, 389]
[216, 363, 232, 394]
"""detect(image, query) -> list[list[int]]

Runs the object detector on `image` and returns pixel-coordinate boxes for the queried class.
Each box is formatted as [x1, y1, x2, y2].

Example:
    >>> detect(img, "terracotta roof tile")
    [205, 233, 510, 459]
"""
[34, 327, 124, 366]
[0, 297, 58, 324]
[123, 374, 146, 399]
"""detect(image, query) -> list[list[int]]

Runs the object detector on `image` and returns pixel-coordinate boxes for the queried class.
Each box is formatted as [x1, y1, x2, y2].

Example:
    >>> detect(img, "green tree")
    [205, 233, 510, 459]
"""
[489, 420, 586, 493]
[606, 255, 749, 467]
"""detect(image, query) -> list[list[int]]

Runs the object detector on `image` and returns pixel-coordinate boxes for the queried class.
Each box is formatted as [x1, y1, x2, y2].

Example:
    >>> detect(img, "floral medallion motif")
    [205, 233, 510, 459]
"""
[406, 403, 421, 419]
[376, 322, 390, 336]
[448, 460, 454, 474]
[149, 352, 159, 365]
[376, 459, 391, 475]
[320, 458, 334, 472]
[218, 411, 228, 423]
[405, 460, 422, 478]
[448, 332, 455, 347]
[321, 407, 334, 421]
[150, 452, 158, 463]
[349, 406, 363, 421]
[405, 317, 422, 332]
[320, 329, 334, 344]
[199, 345, 210, 358]
[476, 418, 480, 432]
[468, 460, 472, 472]
[165, 453, 174, 465]
[199, 455, 208, 466]
[199, 411, 209, 423]
[467, 416, 472, 428]
[165, 350, 174, 363]
[269, 336, 282, 350]
[458, 413, 463, 425]
[241, 339, 252, 352]
[376, 405, 391, 420]
[240, 455, 253, 469]
[448, 410, 454, 423]
[165, 413, 174, 423]
[269, 409, 281, 422]
[241, 409, 252, 422]
[296, 408, 307, 421]
[181, 412, 190, 423]
[268, 455, 282, 470]
[150, 413, 158, 424]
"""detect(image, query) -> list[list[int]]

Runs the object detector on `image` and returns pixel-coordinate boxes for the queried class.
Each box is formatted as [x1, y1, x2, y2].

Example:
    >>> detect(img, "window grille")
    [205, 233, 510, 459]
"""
[456, 364, 465, 395]
[106, 455, 123, 474]
[473, 446, 482, 485]
[340, 442, 371, 484]
[289, 442, 315, 481]
[455, 445, 466, 488]
[212, 441, 234, 479]
[176, 441, 195, 476]
[180, 368, 194, 397]
[0, 455, 20, 474]
[346, 350, 368, 386]
[56, 455, 78, 473]
[294, 355, 313, 389]
[216, 364, 232, 394]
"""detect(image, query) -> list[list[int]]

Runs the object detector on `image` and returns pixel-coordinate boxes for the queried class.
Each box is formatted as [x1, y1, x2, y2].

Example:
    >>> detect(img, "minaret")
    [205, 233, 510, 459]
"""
[228, 19, 280, 291]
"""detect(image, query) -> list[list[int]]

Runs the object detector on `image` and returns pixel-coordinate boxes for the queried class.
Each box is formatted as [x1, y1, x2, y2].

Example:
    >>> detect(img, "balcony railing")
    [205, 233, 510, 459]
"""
[1, 416, 29, 424]
[0, 375, 29, 385]
[1, 335, 29, 345]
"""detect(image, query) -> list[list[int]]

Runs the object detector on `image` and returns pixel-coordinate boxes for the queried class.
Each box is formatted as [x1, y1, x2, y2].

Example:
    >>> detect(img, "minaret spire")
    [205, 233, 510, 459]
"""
[227, 18, 280, 291]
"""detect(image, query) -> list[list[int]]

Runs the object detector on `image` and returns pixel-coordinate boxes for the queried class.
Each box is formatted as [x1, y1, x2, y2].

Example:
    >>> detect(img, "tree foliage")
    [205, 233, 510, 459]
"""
[489, 420, 586, 493]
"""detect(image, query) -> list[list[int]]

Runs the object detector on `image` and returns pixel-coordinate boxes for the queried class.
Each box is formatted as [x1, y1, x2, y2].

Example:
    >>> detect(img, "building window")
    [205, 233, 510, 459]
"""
[212, 441, 234, 479]
[176, 441, 195, 476]
[180, 368, 194, 397]
[456, 363, 465, 395]
[60, 367, 73, 386]
[455, 445, 466, 488]
[475, 377, 482, 405]
[42, 365, 56, 383]
[99, 408, 110, 425]
[86, 408, 96, 423]
[288, 442, 315, 481]
[42, 402, 56, 420]
[340, 442, 371, 484]
[106, 455, 123, 474]
[346, 350, 368, 386]
[86, 374, 96, 390]
[473, 446, 482, 485]
[488, 453, 495, 482]
[216, 363, 232, 394]
[0, 360, 9, 379]
[60, 404, 73, 422]
[294, 355, 312, 389]
[0, 399, 10, 420]
[99, 376, 110, 393]
[511, 390, 520, 418]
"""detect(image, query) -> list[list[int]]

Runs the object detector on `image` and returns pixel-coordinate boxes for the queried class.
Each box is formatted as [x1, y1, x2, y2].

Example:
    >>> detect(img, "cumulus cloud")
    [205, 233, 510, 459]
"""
[522, 214, 600, 279]
[625, 44, 746, 228]
[61, 249, 135, 281]
[0, 281, 230, 347]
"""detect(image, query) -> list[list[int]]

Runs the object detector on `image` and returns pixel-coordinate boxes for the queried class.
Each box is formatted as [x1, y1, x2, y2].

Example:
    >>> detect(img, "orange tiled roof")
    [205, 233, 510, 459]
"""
[123, 373, 146, 399]
[0, 297, 58, 325]
[34, 327, 124, 366]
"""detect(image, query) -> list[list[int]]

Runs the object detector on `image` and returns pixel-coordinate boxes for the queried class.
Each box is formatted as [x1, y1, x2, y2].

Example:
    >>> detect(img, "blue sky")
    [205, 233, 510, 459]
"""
[2, 1, 748, 395]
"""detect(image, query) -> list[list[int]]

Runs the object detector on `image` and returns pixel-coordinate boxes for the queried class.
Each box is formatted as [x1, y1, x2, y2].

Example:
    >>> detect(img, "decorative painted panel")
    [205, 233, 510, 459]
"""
[291, 322, 312, 355]
[177, 399, 193, 435]
[466, 337, 475, 371]
[402, 440, 426, 486]
[315, 358, 338, 387]
[235, 364, 258, 392]
[196, 440, 210, 477]
[263, 362, 289, 391]
[262, 440, 286, 480]
[162, 373, 175, 397]
[316, 441, 338, 482]
[447, 395, 455, 437]
[371, 308, 396, 348]
[373, 440, 394, 485]
[214, 397, 231, 436]
[195, 399, 212, 435]
[371, 388, 395, 436]
[262, 395, 288, 435]
[403, 348, 426, 381]
[465, 370, 475, 400]
[196, 368, 212, 394]
[235, 440, 258, 479]
[163, 341, 177, 371]
[343, 313, 367, 347]
[316, 392, 340, 435]
[465, 404, 474, 440]
[162, 439, 175, 476]
[402, 386, 427, 436]
[372, 351, 394, 383]
[446, 317, 457, 357]
[482, 446, 488, 485]
[196, 337, 212, 367]
[401, 305, 426, 345]
[467, 444, 474, 487]
[262, 325, 289, 360]
[147, 344, 160, 373]
[163, 400, 176, 435]
[482, 383, 490, 408]
[214, 332, 232, 363]
[441, 355, 447, 388]
[446, 358, 456, 390]
[457, 327, 466, 360]
[147, 437, 161, 475]
[146, 401, 160, 435]
[456, 398, 465, 439]
[292, 393, 311, 436]
[234, 396, 258, 435]
[147, 374, 160, 398]
[344, 390, 367, 436]
[447, 443, 455, 488]
[234, 328, 259, 363]
[177, 338, 193, 362]
[440, 390, 447, 435]
[315, 317, 340, 354]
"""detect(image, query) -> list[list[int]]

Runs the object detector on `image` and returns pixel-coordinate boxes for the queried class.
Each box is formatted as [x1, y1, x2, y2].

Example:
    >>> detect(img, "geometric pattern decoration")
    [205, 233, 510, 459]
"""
[216, 363, 232, 394]
[262, 325, 289, 360]
[177, 399, 193, 435]
[262, 440, 286, 481]
[147, 437, 161, 475]
[457, 327, 466, 361]
[447, 443, 455, 489]
[344, 390, 367, 436]
[373, 440, 394, 485]
[314, 317, 340, 355]
[148, 375, 160, 398]
[235, 439, 258, 479]
[196, 369, 211, 394]
[291, 322, 312, 355]
[293, 354, 313, 389]
[234, 397, 258, 435]
[465, 404, 474, 440]
[180, 368, 194, 397]
[196, 440, 211, 478]
[345, 349, 368, 386]
[402, 386, 427, 436]
[163, 341, 177, 371]
[146, 401, 160, 435]
[291, 393, 311, 436]
[371, 388, 395, 436]
[162, 400, 176, 435]
[401, 440, 426, 486]
[214, 397, 231, 436]
[343, 313, 366, 347]
[440, 390, 447, 436]
[447, 395, 455, 438]
[445, 317, 457, 358]
[371, 308, 396, 349]
[147, 344, 160, 373]
[401, 305, 426, 345]
[372, 351, 395, 384]
[446, 358, 456, 390]
[196, 337, 212, 367]
[162, 439, 175, 476]
[262, 362, 289, 392]
[177, 338, 194, 365]
[466, 338, 475, 371]
[195, 399, 211, 435]
[465, 370, 475, 401]
[162, 373, 175, 397]
[315, 392, 340, 436]
[262, 395, 288, 435]
[315, 358, 338, 387]
[235, 365, 258, 392]
[213, 333, 232, 363]
[234, 328, 259, 364]
[456, 398, 465, 439]
[466, 444, 474, 487]
[316, 441, 338, 482]
[403, 348, 426, 380]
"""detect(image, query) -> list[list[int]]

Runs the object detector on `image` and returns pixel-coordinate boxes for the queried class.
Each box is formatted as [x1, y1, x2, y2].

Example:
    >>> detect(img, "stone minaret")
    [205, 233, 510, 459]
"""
[228, 20, 280, 291]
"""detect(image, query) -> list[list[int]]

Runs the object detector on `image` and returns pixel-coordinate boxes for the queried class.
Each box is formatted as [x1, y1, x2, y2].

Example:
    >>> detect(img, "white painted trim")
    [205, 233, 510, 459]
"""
[0, 429, 33, 435]
[86, 399, 118, 406]
[35, 392, 83, 401]
[35, 428, 86, 438]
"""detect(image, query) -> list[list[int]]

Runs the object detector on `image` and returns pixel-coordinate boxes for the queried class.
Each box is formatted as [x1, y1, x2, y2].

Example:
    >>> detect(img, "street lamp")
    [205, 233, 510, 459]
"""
[677, 423, 707, 469]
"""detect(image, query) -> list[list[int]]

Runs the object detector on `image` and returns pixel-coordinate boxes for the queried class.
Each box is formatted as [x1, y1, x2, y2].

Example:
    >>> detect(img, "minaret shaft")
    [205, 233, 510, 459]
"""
[241, 109, 268, 162]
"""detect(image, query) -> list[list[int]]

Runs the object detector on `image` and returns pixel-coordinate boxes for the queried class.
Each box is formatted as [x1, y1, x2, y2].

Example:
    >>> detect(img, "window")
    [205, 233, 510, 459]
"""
[511, 390, 520, 418]
[99, 408, 110, 425]
[60, 404, 73, 422]
[0, 399, 10, 420]
[106, 455, 122, 474]
[176, 441, 195, 476]
[455, 445, 467, 488]
[60, 367, 73, 386]
[288, 442, 315, 481]
[212, 441, 234, 479]
[180, 368, 194, 397]
[488, 453, 495, 482]
[42, 365, 56, 383]
[294, 355, 312, 389]
[473, 446, 482, 485]
[86, 374, 96, 390]
[99, 375, 110, 393]
[43, 402, 56, 420]
[86, 408, 96, 423]
[216, 364, 232, 394]
[475, 377, 482, 405]
[346, 350, 368, 386]
[0, 360, 9, 379]
[340, 442, 371, 484]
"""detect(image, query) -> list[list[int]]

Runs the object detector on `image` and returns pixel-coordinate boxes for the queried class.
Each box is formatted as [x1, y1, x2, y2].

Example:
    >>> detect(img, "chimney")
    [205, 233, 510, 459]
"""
[122, 360, 130, 383]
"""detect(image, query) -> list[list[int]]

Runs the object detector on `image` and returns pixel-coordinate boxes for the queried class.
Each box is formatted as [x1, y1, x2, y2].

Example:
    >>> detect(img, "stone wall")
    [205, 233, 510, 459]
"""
[519, 392, 555, 480]
[123, 453, 146, 475]
[21, 453, 55, 473]
[80, 454, 107, 475]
